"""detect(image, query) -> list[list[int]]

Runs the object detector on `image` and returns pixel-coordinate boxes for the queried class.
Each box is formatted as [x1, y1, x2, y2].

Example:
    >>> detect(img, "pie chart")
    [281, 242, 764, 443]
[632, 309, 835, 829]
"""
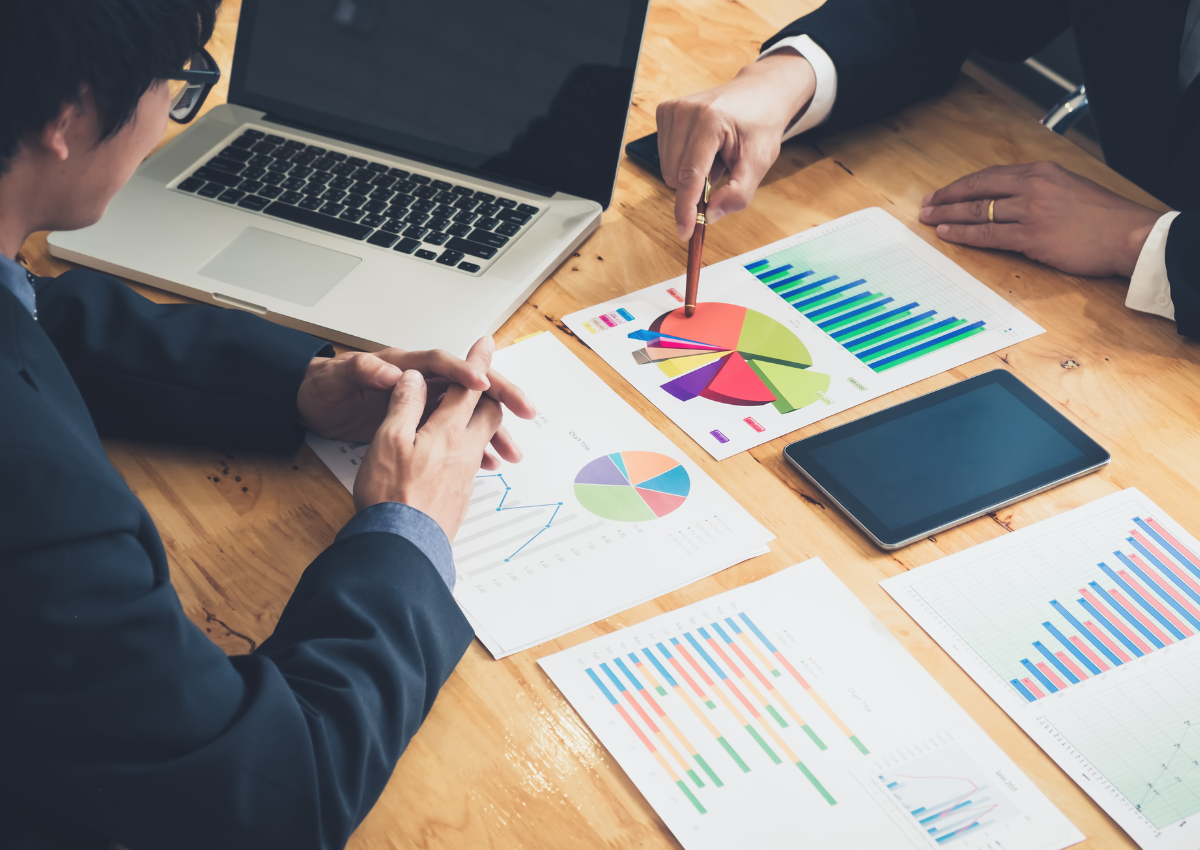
[629, 303, 830, 414]
[574, 451, 690, 522]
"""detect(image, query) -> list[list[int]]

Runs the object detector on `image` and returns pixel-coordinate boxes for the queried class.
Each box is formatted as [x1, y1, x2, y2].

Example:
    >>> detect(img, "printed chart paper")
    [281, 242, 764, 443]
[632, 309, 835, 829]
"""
[307, 332, 773, 658]
[883, 489, 1200, 850]
[563, 207, 1043, 459]
[540, 559, 1081, 850]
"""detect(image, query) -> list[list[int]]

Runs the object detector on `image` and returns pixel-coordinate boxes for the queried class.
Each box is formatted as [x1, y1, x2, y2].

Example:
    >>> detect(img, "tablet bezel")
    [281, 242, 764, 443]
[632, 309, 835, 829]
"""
[783, 370, 1111, 549]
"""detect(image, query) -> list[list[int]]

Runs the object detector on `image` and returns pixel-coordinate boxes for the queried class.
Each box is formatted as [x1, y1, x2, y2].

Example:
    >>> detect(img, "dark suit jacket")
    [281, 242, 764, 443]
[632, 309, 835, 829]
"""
[0, 270, 474, 850]
[766, 0, 1200, 338]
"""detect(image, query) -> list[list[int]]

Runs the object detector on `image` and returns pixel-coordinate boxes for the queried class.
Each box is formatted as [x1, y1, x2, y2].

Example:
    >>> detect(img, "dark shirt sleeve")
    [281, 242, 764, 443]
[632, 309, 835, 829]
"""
[34, 267, 333, 451]
[764, 0, 1071, 135]
[1165, 211, 1200, 339]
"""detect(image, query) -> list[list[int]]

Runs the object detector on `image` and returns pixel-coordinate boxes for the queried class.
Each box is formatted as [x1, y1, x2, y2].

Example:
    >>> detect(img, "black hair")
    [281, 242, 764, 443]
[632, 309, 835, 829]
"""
[0, 0, 221, 175]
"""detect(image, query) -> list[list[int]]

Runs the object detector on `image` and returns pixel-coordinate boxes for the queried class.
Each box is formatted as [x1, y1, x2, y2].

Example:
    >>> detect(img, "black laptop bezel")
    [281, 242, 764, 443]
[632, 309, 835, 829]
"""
[227, 0, 649, 208]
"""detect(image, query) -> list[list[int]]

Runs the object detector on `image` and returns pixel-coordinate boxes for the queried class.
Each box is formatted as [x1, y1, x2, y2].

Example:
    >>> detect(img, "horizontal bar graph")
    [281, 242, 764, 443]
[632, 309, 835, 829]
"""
[745, 253, 987, 373]
[1009, 515, 1200, 702]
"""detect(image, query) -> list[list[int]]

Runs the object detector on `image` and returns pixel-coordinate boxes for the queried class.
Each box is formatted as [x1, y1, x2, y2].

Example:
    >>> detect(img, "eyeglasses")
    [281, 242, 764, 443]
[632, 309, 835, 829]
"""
[164, 47, 221, 124]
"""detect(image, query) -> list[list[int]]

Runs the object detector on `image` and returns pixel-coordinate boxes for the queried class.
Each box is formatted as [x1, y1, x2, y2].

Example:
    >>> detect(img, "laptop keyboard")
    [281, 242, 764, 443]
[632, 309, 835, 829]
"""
[171, 127, 545, 275]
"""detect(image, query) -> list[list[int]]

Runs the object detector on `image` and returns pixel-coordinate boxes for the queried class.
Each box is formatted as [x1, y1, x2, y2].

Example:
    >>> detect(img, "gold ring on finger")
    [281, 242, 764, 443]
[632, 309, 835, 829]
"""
[987, 199, 996, 223]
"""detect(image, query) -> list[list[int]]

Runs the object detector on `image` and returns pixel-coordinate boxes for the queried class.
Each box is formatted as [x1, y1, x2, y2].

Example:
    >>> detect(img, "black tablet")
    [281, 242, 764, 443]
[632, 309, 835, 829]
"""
[783, 370, 1110, 549]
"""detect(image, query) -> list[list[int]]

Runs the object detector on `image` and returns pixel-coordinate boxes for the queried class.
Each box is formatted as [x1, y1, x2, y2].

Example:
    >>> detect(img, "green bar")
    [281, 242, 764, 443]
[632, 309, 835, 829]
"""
[718, 736, 750, 772]
[875, 325, 986, 372]
[655, 686, 667, 696]
[695, 754, 723, 787]
[801, 724, 828, 751]
[677, 779, 707, 814]
[822, 300, 889, 332]
[850, 735, 870, 755]
[705, 700, 716, 710]
[759, 268, 788, 283]
[766, 705, 789, 729]
[846, 314, 932, 352]
[805, 291, 875, 320]
[687, 768, 705, 788]
[862, 319, 966, 363]
[746, 724, 781, 764]
[837, 309, 914, 342]
[795, 761, 837, 805]
[771, 670, 782, 677]
[799, 288, 855, 311]
[785, 286, 823, 304]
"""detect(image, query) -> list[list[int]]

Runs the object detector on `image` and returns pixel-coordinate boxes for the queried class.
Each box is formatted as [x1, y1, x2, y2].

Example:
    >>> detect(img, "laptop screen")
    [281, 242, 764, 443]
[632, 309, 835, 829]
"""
[230, 0, 647, 207]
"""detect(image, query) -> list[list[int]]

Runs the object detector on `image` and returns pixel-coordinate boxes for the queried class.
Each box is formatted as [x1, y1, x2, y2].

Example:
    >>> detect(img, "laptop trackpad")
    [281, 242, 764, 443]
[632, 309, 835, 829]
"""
[198, 227, 361, 307]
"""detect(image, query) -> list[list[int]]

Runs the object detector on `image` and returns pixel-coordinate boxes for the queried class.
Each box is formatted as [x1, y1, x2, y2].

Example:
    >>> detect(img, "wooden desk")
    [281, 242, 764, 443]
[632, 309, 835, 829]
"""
[22, 1, 1192, 847]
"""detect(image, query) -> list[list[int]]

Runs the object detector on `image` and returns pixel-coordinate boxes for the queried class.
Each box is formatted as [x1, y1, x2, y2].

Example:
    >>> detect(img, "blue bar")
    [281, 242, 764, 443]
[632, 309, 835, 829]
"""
[858, 317, 960, 361]
[832, 304, 925, 342]
[658, 640, 679, 660]
[869, 320, 986, 370]
[911, 807, 926, 815]
[710, 622, 735, 644]
[587, 668, 619, 704]
[1128, 537, 1200, 607]
[805, 289, 873, 320]
[745, 259, 769, 271]
[1049, 600, 1122, 666]
[1114, 551, 1200, 631]
[616, 308, 634, 321]
[1011, 678, 1038, 702]
[768, 270, 815, 291]
[685, 632, 728, 679]
[920, 800, 972, 824]
[600, 662, 628, 692]
[1043, 620, 1101, 675]
[776, 277, 828, 299]
[738, 613, 779, 652]
[1020, 658, 1059, 693]
[643, 648, 678, 687]
[794, 278, 861, 309]
[817, 296, 894, 330]
[1133, 518, 1200, 581]
[614, 656, 644, 690]
[1091, 582, 1164, 648]
[1099, 562, 1184, 640]
[1034, 641, 1079, 684]
[724, 617, 743, 635]
[757, 263, 792, 280]
[1077, 596, 1145, 657]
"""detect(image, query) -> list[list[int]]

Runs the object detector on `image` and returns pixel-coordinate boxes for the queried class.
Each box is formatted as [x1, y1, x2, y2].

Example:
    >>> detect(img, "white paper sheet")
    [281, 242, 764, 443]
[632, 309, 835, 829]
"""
[883, 489, 1200, 849]
[307, 332, 773, 658]
[539, 559, 1081, 850]
[562, 207, 1044, 459]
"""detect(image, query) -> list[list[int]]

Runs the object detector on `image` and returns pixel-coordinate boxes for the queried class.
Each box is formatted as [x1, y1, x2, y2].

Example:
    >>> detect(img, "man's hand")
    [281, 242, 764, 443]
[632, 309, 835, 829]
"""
[919, 162, 1162, 278]
[657, 51, 816, 240]
[353, 337, 507, 540]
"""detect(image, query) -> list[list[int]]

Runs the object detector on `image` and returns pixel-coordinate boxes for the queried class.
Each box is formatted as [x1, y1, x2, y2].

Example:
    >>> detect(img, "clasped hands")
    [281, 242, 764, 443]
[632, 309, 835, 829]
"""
[297, 338, 537, 539]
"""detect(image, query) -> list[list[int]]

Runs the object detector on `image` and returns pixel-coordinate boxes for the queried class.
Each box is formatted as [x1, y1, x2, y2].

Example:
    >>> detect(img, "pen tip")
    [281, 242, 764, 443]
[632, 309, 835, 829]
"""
[684, 304, 695, 318]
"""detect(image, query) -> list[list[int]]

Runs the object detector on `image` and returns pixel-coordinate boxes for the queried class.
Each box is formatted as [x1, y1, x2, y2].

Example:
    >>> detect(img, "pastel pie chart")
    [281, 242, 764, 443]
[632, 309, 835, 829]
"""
[634, 302, 831, 414]
[573, 451, 691, 522]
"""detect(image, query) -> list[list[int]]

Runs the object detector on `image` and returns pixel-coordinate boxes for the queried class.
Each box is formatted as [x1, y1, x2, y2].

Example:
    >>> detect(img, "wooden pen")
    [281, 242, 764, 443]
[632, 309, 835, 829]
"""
[683, 176, 711, 318]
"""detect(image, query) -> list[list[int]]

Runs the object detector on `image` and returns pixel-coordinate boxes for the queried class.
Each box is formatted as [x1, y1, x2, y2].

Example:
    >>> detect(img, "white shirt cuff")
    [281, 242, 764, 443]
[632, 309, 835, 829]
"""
[1126, 211, 1181, 321]
[759, 34, 838, 141]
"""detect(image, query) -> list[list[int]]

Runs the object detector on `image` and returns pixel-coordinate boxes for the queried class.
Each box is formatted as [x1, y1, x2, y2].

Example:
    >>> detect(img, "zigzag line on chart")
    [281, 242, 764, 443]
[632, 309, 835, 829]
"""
[476, 474, 564, 562]
[1137, 720, 1200, 815]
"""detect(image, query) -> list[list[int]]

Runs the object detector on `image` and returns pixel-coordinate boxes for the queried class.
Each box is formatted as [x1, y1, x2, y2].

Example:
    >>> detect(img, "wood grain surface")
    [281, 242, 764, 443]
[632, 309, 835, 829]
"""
[19, 1, 1190, 847]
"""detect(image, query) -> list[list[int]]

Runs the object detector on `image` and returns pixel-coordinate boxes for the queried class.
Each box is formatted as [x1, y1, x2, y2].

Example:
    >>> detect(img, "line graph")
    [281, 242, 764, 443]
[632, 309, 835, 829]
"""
[474, 473, 563, 562]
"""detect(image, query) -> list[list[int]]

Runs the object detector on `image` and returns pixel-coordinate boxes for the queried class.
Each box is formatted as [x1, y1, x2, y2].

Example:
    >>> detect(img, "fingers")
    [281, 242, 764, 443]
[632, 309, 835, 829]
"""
[488, 424, 523, 464]
[426, 336, 494, 431]
[371, 347, 490, 392]
[483, 367, 537, 419]
[465, 395, 505, 448]
[380, 370, 428, 445]
[934, 222, 1027, 253]
[671, 123, 726, 240]
[919, 198, 1017, 226]
[707, 141, 773, 224]
[923, 165, 1028, 207]
[342, 352, 404, 390]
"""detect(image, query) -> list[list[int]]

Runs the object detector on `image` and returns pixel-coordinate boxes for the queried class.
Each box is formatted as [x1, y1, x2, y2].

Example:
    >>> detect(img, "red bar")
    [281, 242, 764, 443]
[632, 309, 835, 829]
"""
[615, 703, 658, 753]
[1146, 518, 1200, 570]
[1069, 635, 1110, 671]
[1130, 553, 1200, 622]
[1133, 534, 1200, 598]
[728, 640, 775, 690]
[674, 643, 717, 687]
[1035, 661, 1068, 690]
[1055, 651, 1088, 681]
[621, 690, 662, 734]
[1118, 569, 1193, 636]
[1081, 588, 1152, 654]
[1110, 588, 1172, 645]
[667, 655, 708, 700]
[1083, 619, 1132, 663]
[1021, 677, 1046, 699]
[772, 650, 813, 689]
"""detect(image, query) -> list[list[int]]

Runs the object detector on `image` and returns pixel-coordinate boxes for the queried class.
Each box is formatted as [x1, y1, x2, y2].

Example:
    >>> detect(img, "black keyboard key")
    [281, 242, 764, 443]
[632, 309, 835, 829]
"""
[448, 223, 471, 237]
[409, 174, 431, 184]
[381, 218, 405, 233]
[239, 179, 264, 194]
[197, 182, 225, 198]
[322, 189, 347, 203]
[307, 171, 333, 186]
[320, 201, 345, 215]
[369, 187, 395, 202]
[325, 151, 347, 161]
[388, 167, 410, 179]
[304, 145, 327, 156]
[264, 134, 286, 144]
[237, 195, 270, 211]
[437, 249, 465, 266]
[411, 199, 436, 213]
[250, 141, 277, 155]
[434, 190, 459, 204]
[299, 196, 324, 211]
[351, 180, 375, 195]
[241, 166, 267, 180]
[497, 209, 530, 224]
[258, 185, 284, 199]
[415, 249, 438, 260]
[206, 156, 244, 175]
[282, 177, 307, 191]
[445, 237, 497, 259]
[403, 212, 429, 225]
[313, 157, 339, 172]
[361, 213, 385, 228]
[263, 202, 371, 239]
[283, 139, 306, 151]
[454, 197, 480, 211]
[329, 175, 353, 190]
[403, 225, 428, 239]
[279, 190, 304, 204]
[346, 156, 368, 168]
[367, 231, 399, 248]
[495, 198, 517, 208]
[219, 146, 253, 162]
[458, 261, 481, 273]
[516, 203, 540, 215]
[385, 204, 411, 219]
[468, 230, 509, 248]
[430, 179, 452, 190]
[261, 172, 286, 186]
[394, 237, 421, 253]
[364, 162, 386, 173]
[453, 210, 479, 224]
[474, 217, 498, 230]
[344, 194, 368, 209]
[290, 165, 314, 179]
[243, 129, 265, 140]
[451, 185, 473, 195]
[230, 134, 256, 150]
[340, 209, 365, 222]
[425, 232, 449, 246]
[473, 191, 495, 202]
[331, 162, 357, 177]
[496, 221, 520, 236]
[434, 205, 457, 219]
[291, 152, 318, 166]
[302, 185, 325, 198]
[363, 199, 387, 213]
[428, 217, 450, 232]
[267, 160, 292, 173]
[477, 202, 501, 217]
[178, 176, 206, 192]
[217, 189, 246, 204]
[413, 185, 438, 199]
[193, 167, 242, 187]
[249, 154, 274, 168]
[395, 180, 417, 194]
[371, 174, 397, 188]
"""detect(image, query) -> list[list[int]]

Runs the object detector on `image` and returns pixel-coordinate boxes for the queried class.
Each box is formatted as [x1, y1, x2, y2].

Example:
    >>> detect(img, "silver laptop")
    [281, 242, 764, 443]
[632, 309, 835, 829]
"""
[50, 0, 650, 353]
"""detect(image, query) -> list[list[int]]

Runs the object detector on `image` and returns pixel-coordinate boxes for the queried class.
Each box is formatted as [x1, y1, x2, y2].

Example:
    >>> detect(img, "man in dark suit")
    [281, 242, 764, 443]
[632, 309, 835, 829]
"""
[655, 0, 1200, 338]
[0, 1, 536, 848]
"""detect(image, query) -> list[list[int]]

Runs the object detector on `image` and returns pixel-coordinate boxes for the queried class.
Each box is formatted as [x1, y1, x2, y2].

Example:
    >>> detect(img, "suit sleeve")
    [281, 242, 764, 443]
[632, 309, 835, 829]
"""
[0, 444, 474, 850]
[1165, 211, 1200, 338]
[34, 267, 333, 451]
[764, 0, 1071, 135]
